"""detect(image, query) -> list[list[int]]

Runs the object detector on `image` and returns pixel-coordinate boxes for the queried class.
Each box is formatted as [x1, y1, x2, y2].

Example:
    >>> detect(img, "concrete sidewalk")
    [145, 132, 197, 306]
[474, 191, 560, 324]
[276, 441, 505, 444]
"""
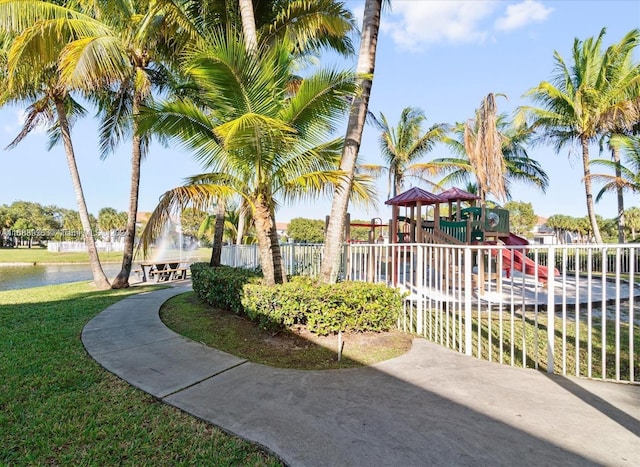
[82, 285, 640, 466]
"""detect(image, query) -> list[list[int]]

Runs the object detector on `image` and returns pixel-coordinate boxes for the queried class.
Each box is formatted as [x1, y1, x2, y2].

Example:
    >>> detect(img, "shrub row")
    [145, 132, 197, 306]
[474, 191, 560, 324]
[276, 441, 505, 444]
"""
[190, 264, 405, 335]
[242, 277, 405, 335]
[190, 263, 262, 314]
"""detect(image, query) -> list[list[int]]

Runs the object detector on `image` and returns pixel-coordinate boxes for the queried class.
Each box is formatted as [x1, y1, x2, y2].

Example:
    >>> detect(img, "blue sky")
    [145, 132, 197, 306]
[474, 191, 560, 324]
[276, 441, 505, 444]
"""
[1, 0, 639, 224]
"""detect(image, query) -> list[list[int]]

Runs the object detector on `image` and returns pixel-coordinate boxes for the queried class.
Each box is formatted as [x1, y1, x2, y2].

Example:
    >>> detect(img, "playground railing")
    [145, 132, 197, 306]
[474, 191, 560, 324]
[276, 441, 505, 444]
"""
[220, 241, 639, 384]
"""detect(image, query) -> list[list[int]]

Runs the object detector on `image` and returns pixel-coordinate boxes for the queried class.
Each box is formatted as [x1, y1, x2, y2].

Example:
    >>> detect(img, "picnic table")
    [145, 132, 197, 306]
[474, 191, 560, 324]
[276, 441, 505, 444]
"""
[137, 260, 189, 283]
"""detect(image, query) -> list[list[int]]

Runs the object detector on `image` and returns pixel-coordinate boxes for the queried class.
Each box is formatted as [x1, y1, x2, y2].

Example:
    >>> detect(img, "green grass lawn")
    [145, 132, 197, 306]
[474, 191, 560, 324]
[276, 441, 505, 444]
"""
[0, 282, 281, 465]
[0, 247, 124, 264]
[0, 246, 212, 265]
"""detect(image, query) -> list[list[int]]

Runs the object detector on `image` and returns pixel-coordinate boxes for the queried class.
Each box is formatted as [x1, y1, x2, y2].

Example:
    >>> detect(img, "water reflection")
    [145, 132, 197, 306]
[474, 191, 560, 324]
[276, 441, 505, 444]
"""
[0, 264, 123, 291]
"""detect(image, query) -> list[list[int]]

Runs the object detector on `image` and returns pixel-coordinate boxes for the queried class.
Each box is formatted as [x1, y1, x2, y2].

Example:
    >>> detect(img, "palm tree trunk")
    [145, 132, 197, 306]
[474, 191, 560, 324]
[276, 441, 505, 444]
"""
[581, 136, 603, 243]
[239, 0, 258, 51]
[320, 0, 382, 284]
[253, 199, 276, 286]
[270, 211, 287, 282]
[612, 146, 625, 243]
[210, 199, 226, 267]
[112, 94, 143, 288]
[54, 99, 110, 290]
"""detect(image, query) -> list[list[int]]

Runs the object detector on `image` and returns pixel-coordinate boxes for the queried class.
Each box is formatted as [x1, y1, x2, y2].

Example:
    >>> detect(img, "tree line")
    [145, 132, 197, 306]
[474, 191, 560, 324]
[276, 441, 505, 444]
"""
[0, 201, 127, 247]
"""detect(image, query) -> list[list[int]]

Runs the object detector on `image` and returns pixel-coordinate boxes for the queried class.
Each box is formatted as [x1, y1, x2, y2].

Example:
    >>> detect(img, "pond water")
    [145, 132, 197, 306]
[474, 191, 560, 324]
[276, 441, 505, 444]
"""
[0, 263, 124, 291]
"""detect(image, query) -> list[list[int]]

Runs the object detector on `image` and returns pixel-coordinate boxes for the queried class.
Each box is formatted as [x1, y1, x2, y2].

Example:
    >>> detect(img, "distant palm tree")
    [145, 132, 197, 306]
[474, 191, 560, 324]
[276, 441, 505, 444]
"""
[137, 32, 372, 286]
[465, 93, 507, 202]
[521, 28, 640, 243]
[431, 114, 549, 201]
[361, 107, 447, 199]
[625, 206, 640, 240]
[591, 135, 640, 239]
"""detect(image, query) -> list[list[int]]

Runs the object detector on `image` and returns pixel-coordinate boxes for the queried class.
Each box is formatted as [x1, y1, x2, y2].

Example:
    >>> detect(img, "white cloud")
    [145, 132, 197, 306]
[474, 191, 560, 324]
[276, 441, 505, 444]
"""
[382, 0, 500, 50]
[494, 0, 553, 31]
[380, 0, 553, 51]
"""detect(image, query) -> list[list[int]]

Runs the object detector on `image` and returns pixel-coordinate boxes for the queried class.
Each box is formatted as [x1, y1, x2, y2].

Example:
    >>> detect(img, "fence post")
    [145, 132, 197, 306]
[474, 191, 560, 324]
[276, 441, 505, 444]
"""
[546, 246, 556, 374]
[464, 246, 472, 356]
[289, 244, 295, 275]
[416, 245, 424, 334]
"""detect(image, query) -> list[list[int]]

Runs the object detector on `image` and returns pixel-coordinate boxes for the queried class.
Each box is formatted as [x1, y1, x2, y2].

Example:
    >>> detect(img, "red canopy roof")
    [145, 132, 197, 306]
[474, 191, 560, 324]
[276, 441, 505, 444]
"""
[439, 187, 481, 201]
[385, 187, 447, 207]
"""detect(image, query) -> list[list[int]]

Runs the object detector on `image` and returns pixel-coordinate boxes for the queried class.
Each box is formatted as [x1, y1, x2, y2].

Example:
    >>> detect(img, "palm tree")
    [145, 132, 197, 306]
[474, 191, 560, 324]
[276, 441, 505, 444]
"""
[521, 28, 640, 243]
[361, 107, 447, 199]
[16, 0, 354, 288]
[236, 0, 356, 252]
[431, 114, 549, 201]
[321, 0, 383, 284]
[464, 93, 507, 202]
[625, 206, 640, 240]
[591, 135, 640, 242]
[0, 1, 111, 289]
[55, 0, 200, 288]
[137, 32, 371, 286]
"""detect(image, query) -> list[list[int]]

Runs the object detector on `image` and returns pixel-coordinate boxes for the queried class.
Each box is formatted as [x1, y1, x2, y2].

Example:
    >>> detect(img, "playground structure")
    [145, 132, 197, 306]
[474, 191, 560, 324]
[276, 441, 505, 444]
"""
[384, 186, 560, 292]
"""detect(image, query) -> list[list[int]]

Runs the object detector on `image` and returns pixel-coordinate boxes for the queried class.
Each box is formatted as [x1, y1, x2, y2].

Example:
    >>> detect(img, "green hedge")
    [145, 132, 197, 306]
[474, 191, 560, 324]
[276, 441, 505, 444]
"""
[190, 264, 406, 335]
[190, 263, 262, 314]
[242, 276, 405, 335]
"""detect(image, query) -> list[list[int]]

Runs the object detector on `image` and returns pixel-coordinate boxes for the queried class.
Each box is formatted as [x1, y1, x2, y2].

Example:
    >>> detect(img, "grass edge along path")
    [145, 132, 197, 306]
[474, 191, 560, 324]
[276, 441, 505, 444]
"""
[0, 281, 282, 466]
[160, 291, 414, 370]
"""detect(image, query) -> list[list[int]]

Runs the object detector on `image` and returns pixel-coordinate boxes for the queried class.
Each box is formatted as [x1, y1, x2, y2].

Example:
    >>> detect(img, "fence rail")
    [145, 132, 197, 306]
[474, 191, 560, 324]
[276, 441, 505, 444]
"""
[220, 242, 639, 384]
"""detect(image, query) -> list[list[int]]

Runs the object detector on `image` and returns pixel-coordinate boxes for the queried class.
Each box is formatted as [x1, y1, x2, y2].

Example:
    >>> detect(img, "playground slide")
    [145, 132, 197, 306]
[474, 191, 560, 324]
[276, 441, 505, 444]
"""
[500, 232, 560, 282]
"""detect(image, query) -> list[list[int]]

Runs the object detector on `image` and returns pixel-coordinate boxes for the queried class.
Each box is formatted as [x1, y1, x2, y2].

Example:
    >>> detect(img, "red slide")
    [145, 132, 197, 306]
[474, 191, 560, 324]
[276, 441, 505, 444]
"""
[499, 233, 559, 282]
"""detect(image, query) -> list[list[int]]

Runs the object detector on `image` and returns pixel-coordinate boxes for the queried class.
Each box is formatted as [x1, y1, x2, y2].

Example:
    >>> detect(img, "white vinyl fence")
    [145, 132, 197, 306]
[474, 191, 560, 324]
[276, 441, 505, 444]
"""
[220, 242, 639, 384]
[47, 241, 125, 252]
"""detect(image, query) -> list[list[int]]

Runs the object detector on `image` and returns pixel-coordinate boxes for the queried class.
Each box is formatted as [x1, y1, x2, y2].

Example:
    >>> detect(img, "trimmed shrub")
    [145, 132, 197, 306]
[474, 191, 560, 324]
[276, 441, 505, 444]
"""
[190, 263, 261, 314]
[241, 277, 314, 331]
[242, 277, 405, 335]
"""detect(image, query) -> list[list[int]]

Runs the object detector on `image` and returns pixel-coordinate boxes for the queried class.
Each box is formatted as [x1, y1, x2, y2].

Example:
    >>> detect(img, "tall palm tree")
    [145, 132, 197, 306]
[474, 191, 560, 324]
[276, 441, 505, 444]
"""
[237, 0, 356, 252]
[361, 107, 447, 199]
[0, 1, 111, 289]
[137, 32, 371, 286]
[521, 28, 640, 243]
[431, 114, 549, 201]
[321, 0, 383, 284]
[56, 0, 199, 288]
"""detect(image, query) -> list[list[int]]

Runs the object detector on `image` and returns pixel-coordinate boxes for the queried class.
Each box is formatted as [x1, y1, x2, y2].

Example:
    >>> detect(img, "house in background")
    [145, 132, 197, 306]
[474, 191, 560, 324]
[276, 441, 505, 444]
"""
[529, 216, 575, 245]
[275, 222, 289, 242]
[530, 216, 556, 245]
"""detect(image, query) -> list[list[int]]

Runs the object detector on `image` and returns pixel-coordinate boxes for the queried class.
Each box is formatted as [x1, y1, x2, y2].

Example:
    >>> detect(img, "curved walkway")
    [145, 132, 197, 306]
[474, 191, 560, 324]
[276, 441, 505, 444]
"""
[82, 285, 640, 467]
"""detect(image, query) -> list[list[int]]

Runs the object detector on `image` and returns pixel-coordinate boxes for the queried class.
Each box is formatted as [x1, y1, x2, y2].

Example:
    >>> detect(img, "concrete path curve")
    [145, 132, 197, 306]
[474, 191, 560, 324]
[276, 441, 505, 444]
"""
[82, 285, 640, 466]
